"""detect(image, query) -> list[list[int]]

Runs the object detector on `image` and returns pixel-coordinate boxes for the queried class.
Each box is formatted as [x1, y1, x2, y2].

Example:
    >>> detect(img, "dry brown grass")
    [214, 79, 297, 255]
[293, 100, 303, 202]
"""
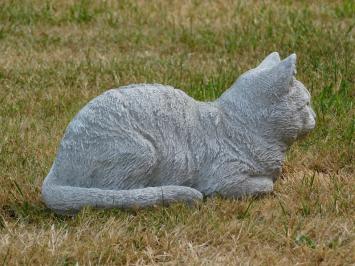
[0, 0, 354, 265]
[1, 171, 353, 265]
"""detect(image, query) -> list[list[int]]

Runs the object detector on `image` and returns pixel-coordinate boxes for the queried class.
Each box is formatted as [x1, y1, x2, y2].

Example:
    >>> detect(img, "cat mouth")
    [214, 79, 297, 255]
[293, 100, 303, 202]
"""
[298, 126, 315, 139]
[296, 132, 310, 141]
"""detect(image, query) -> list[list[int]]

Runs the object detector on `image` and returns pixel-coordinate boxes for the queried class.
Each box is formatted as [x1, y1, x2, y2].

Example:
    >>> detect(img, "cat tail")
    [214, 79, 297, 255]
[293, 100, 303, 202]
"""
[42, 168, 203, 215]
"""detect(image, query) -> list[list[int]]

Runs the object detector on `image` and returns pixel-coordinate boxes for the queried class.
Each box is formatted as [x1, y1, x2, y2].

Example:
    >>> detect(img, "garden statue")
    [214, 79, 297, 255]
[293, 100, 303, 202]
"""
[42, 52, 316, 215]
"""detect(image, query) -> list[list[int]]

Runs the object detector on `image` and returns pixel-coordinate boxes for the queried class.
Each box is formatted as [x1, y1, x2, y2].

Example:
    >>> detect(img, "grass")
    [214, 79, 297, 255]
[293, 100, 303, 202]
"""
[0, 0, 354, 264]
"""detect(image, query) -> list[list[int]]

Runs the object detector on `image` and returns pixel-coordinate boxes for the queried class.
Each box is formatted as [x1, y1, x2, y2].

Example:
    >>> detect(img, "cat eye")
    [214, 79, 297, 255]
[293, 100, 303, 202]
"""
[298, 102, 309, 111]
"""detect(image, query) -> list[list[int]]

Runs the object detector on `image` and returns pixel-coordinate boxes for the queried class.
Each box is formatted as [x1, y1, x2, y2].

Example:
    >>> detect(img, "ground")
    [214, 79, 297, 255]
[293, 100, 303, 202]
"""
[0, 0, 354, 265]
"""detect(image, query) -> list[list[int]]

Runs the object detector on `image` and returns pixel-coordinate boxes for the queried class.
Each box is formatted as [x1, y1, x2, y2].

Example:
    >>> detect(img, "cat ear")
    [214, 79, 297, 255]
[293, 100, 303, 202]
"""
[270, 53, 296, 91]
[222, 53, 297, 106]
[256, 52, 281, 69]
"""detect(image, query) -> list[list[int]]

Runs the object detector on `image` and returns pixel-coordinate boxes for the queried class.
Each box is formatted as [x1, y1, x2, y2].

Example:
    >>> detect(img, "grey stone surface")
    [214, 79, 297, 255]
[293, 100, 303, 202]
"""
[42, 52, 316, 215]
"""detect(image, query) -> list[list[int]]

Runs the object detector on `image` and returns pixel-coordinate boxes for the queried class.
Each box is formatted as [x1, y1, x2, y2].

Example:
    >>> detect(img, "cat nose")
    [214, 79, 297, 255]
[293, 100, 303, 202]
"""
[309, 113, 316, 129]
[310, 108, 316, 120]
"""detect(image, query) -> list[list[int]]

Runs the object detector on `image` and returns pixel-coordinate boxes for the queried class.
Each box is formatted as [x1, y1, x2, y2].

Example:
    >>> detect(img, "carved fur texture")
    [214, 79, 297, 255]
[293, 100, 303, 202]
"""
[42, 52, 316, 215]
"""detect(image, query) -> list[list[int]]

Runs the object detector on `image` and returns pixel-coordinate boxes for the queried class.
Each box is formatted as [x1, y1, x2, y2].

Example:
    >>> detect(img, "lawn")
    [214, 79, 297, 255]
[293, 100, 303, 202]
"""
[0, 0, 354, 264]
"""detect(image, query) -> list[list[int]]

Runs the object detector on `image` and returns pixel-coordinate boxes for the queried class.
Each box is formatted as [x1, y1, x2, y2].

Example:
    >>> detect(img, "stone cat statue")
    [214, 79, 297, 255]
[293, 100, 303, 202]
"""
[42, 52, 316, 215]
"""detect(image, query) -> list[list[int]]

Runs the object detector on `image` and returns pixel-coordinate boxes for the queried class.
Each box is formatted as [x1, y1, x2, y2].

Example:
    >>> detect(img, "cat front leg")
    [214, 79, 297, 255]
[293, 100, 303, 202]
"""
[213, 176, 274, 199]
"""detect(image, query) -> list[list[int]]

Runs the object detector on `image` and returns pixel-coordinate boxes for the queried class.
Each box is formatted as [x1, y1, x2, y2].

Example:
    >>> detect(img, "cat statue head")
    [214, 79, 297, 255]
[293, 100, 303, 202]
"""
[219, 52, 316, 144]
